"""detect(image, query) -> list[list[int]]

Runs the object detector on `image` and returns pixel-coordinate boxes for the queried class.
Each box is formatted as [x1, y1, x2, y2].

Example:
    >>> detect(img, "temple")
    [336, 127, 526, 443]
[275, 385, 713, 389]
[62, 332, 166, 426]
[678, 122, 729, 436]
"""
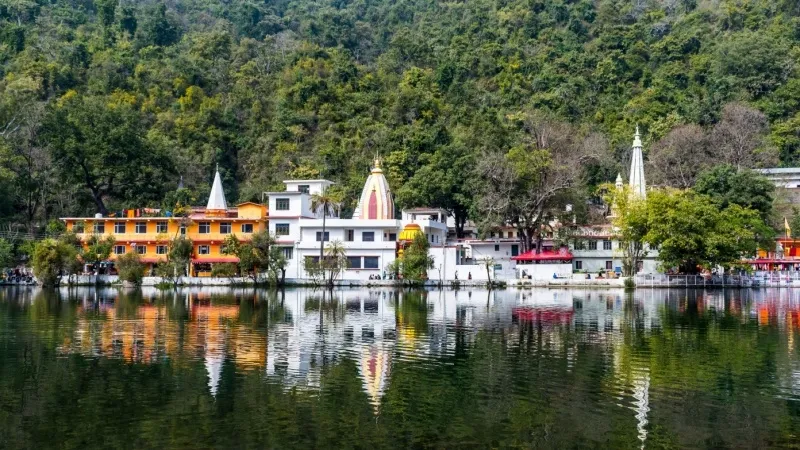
[353, 159, 395, 220]
[60, 168, 267, 276]
[629, 126, 646, 199]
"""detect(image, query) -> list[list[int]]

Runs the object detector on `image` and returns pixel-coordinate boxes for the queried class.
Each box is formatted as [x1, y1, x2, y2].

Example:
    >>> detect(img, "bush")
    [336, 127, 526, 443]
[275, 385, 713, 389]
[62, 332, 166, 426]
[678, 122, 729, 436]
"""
[117, 253, 145, 285]
[32, 238, 79, 286]
[211, 263, 237, 277]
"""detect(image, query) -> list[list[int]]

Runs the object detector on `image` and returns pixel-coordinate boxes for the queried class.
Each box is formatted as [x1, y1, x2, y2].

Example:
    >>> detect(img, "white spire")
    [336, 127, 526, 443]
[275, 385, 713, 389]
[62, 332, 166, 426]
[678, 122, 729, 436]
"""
[206, 167, 228, 210]
[615, 172, 623, 189]
[629, 127, 646, 199]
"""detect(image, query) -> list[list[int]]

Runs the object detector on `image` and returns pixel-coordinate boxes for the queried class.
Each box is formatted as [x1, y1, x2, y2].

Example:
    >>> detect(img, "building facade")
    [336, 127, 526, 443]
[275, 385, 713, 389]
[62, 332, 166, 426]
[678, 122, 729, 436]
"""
[61, 170, 268, 276]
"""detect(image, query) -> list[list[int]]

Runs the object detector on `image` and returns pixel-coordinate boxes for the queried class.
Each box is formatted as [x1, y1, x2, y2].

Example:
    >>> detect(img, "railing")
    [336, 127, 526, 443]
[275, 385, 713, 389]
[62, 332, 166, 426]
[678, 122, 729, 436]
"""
[635, 272, 800, 287]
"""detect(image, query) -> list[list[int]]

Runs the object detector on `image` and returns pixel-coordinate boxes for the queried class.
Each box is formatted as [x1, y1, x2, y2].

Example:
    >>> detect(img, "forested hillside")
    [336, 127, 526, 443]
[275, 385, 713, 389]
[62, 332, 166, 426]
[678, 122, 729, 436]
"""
[1, 0, 799, 235]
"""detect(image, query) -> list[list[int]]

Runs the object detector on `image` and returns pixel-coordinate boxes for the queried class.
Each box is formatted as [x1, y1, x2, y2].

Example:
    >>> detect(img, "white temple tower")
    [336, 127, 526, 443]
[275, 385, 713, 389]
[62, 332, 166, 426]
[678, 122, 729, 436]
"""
[629, 127, 646, 199]
[207, 167, 228, 211]
[353, 158, 395, 220]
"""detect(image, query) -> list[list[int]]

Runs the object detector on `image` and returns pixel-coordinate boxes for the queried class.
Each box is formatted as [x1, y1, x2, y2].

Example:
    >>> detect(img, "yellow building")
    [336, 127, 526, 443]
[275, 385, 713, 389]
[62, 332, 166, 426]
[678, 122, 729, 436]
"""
[60, 170, 267, 276]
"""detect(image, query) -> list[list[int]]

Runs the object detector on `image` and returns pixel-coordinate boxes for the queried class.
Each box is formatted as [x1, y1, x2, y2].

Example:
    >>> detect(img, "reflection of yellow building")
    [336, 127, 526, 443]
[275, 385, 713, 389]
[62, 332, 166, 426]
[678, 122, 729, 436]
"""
[61, 296, 267, 385]
[359, 345, 391, 414]
[61, 170, 267, 276]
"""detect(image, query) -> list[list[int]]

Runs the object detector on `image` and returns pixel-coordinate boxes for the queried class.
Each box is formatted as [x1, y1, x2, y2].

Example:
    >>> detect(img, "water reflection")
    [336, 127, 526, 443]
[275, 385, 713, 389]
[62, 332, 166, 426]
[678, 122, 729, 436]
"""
[0, 286, 799, 448]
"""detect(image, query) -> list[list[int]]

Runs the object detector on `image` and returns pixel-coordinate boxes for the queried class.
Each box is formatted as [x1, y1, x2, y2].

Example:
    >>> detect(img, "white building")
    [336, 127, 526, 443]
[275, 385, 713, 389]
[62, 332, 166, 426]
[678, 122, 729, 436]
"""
[266, 160, 451, 282]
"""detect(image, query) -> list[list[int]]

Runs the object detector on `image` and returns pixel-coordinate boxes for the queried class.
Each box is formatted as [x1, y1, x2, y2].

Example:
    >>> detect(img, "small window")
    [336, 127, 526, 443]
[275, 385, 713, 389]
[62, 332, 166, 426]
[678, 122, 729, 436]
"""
[276, 198, 290, 211]
[276, 224, 290, 236]
[135, 222, 147, 234]
[494, 244, 500, 252]
[347, 256, 362, 269]
[199, 222, 210, 234]
[363, 256, 379, 269]
[136, 245, 147, 255]
[114, 222, 126, 234]
[156, 221, 168, 233]
[603, 240, 612, 250]
[220, 222, 231, 234]
[241, 223, 254, 233]
[588, 240, 598, 250]
[362, 231, 375, 242]
[72, 222, 85, 233]
[198, 245, 210, 255]
[345, 229, 355, 242]
[575, 261, 583, 270]
[605, 261, 613, 270]
[388, 233, 397, 242]
[298, 185, 310, 194]
[114, 245, 126, 255]
[94, 223, 105, 234]
[156, 245, 167, 255]
[316, 231, 330, 242]
[180, 224, 186, 235]
[281, 247, 293, 260]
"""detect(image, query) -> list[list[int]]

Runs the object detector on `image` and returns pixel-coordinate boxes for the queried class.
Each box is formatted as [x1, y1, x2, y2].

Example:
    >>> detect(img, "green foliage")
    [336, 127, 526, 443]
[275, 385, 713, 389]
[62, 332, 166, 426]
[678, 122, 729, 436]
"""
[0, 238, 13, 269]
[2, 0, 800, 234]
[223, 231, 274, 280]
[116, 252, 145, 284]
[211, 262, 237, 277]
[605, 186, 650, 276]
[32, 238, 79, 286]
[644, 189, 774, 274]
[397, 233, 434, 282]
[81, 235, 115, 268]
[694, 165, 775, 221]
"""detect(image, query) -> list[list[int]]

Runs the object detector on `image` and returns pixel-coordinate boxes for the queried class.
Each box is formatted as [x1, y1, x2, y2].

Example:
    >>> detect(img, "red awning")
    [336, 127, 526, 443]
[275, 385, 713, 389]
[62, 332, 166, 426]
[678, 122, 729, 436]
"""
[511, 248, 573, 261]
[191, 257, 240, 264]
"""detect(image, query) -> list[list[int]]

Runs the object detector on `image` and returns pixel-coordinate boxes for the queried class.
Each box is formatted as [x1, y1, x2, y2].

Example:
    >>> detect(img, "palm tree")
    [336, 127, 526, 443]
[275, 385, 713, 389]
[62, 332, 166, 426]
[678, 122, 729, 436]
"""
[310, 188, 341, 267]
[324, 240, 348, 285]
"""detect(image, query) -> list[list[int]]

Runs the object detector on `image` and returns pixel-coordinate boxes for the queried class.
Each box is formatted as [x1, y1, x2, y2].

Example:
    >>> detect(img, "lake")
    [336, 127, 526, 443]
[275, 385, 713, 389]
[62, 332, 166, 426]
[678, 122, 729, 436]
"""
[0, 287, 798, 449]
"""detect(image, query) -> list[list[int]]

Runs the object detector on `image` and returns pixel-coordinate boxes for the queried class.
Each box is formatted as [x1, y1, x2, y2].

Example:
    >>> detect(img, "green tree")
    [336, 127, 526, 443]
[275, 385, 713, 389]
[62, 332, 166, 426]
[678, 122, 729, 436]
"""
[80, 234, 115, 271]
[604, 186, 650, 277]
[223, 231, 274, 281]
[694, 165, 775, 221]
[116, 252, 145, 285]
[42, 94, 173, 215]
[310, 188, 341, 265]
[0, 238, 13, 269]
[323, 240, 348, 285]
[644, 189, 773, 274]
[397, 233, 434, 283]
[31, 238, 79, 286]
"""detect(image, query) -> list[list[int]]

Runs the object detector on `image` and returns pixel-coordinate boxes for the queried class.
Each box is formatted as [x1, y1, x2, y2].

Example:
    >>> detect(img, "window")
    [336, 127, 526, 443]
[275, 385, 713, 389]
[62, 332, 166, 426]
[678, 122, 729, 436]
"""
[316, 231, 330, 242]
[588, 240, 598, 250]
[281, 247, 293, 260]
[72, 222, 85, 233]
[605, 261, 613, 270]
[388, 233, 397, 242]
[347, 256, 362, 269]
[114, 245, 126, 255]
[363, 256, 379, 269]
[362, 231, 375, 242]
[180, 224, 186, 235]
[135, 222, 147, 234]
[345, 229, 355, 242]
[575, 261, 583, 270]
[241, 223, 254, 233]
[198, 245, 210, 255]
[298, 185, 310, 194]
[136, 245, 147, 255]
[220, 222, 231, 234]
[494, 244, 500, 252]
[114, 222, 126, 234]
[156, 221, 168, 233]
[275, 224, 290, 236]
[511, 245, 519, 257]
[574, 240, 586, 250]
[603, 240, 612, 250]
[156, 245, 167, 255]
[93, 222, 105, 234]
[199, 222, 210, 234]
[276, 198, 290, 210]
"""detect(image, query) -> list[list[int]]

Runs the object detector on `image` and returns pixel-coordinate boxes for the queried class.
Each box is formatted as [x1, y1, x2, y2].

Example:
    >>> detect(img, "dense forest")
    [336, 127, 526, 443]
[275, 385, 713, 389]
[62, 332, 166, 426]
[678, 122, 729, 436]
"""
[1, 0, 799, 239]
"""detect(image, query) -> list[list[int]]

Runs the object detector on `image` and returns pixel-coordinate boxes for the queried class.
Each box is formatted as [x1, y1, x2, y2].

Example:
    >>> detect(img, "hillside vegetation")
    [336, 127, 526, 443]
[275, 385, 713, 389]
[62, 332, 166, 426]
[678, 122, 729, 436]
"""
[1, 0, 799, 234]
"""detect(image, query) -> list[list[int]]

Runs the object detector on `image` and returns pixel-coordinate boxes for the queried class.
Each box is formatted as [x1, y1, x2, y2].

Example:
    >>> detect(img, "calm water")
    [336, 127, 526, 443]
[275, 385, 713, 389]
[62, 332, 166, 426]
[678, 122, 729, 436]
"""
[0, 287, 799, 449]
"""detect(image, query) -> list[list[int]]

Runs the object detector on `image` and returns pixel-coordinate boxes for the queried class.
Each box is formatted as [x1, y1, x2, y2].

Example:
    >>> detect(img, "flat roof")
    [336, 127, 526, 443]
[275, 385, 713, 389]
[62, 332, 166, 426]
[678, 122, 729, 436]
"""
[282, 179, 336, 184]
[758, 168, 800, 174]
